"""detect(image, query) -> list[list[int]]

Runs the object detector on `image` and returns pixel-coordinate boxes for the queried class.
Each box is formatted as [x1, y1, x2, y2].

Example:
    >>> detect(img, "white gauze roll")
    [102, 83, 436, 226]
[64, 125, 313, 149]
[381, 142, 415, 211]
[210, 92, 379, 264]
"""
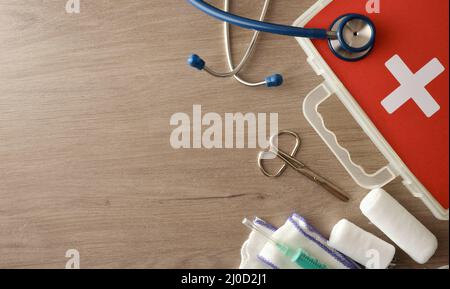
[360, 188, 438, 264]
[329, 219, 395, 269]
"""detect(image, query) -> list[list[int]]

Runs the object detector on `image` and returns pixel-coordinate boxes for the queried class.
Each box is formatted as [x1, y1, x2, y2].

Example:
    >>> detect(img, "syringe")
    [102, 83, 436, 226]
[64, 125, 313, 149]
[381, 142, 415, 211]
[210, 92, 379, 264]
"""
[242, 218, 327, 269]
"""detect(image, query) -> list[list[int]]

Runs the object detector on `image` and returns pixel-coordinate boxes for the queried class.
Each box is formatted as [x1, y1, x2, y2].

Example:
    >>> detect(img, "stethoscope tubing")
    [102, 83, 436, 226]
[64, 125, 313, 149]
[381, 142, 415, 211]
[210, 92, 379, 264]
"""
[188, 0, 330, 39]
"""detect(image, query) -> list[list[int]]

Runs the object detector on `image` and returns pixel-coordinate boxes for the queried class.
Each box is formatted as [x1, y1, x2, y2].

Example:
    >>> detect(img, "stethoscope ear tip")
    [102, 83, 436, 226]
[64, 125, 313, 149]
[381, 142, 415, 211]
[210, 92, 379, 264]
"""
[265, 74, 283, 88]
[187, 54, 205, 70]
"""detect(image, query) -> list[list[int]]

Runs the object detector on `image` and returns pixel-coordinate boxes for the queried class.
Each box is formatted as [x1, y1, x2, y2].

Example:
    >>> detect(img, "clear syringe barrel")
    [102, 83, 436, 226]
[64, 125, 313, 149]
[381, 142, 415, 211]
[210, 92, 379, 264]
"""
[242, 217, 327, 269]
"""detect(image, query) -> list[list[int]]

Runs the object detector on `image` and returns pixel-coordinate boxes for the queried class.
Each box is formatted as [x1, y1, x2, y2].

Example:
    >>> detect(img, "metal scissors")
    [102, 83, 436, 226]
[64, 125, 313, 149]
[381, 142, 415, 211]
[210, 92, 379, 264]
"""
[258, 130, 350, 202]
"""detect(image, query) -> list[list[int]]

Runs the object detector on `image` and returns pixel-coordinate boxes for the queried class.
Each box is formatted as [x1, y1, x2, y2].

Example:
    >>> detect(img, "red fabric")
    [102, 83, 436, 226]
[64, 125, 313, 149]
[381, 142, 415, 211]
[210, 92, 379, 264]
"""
[305, 0, 449, 209]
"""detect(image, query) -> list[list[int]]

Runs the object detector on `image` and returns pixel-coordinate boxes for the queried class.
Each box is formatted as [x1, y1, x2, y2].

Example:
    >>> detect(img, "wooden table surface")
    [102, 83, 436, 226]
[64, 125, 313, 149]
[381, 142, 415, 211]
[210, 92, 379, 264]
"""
[0, 0, 448, 269]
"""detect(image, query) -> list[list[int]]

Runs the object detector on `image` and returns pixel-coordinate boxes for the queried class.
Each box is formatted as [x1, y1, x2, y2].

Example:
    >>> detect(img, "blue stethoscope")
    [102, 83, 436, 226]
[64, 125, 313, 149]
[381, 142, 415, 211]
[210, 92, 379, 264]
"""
[187, 0, 376, 88]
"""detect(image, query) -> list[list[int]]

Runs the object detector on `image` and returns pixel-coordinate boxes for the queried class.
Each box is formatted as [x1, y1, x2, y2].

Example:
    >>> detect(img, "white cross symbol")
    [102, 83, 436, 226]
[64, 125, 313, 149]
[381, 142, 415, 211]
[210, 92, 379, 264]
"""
[381, 55, 445, 118]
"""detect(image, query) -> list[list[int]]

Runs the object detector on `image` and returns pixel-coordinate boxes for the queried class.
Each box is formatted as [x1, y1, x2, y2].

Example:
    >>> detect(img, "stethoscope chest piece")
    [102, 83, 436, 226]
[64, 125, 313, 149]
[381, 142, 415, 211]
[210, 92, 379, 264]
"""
[328, 14, 376, 62]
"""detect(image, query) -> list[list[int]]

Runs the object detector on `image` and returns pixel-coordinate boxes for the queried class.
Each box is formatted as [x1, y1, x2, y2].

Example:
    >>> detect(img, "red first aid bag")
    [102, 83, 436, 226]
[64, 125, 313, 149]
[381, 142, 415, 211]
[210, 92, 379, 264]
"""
[295, 0, 449, 219]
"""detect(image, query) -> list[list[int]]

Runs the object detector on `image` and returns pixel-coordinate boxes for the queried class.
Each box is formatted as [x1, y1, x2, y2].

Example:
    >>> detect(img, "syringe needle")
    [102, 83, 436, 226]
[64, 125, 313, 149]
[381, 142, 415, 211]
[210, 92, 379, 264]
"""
[242, 217, 290, 253]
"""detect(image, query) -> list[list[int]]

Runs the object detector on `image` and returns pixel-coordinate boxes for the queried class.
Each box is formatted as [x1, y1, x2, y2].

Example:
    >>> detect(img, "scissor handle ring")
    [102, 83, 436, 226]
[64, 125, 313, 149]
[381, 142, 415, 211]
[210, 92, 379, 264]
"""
[258, 130, 301, 178]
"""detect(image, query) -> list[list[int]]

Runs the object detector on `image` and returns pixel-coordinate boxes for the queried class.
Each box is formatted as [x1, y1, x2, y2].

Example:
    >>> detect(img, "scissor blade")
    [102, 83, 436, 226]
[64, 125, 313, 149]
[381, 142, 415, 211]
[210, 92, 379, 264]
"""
[296, 166, 350, 202]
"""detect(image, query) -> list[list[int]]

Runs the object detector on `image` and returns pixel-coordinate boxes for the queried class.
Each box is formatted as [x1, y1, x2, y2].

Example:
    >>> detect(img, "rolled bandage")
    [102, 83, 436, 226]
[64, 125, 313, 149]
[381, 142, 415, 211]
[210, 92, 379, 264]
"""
[329, 219, 395, 269]
[360, 188, 438, 264]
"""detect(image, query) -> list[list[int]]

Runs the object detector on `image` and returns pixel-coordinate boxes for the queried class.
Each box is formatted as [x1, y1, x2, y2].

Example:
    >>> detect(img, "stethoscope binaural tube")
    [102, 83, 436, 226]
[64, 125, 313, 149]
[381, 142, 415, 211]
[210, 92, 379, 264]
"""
[187, 0, 376, 62]
[187, 0, 283, 88]
[224, 0, 279, 87]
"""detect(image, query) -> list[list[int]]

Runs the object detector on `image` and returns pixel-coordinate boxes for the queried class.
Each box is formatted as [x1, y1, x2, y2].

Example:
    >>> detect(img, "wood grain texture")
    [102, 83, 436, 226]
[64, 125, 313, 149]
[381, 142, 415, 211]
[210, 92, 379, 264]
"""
[0, 0, 447, 269]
